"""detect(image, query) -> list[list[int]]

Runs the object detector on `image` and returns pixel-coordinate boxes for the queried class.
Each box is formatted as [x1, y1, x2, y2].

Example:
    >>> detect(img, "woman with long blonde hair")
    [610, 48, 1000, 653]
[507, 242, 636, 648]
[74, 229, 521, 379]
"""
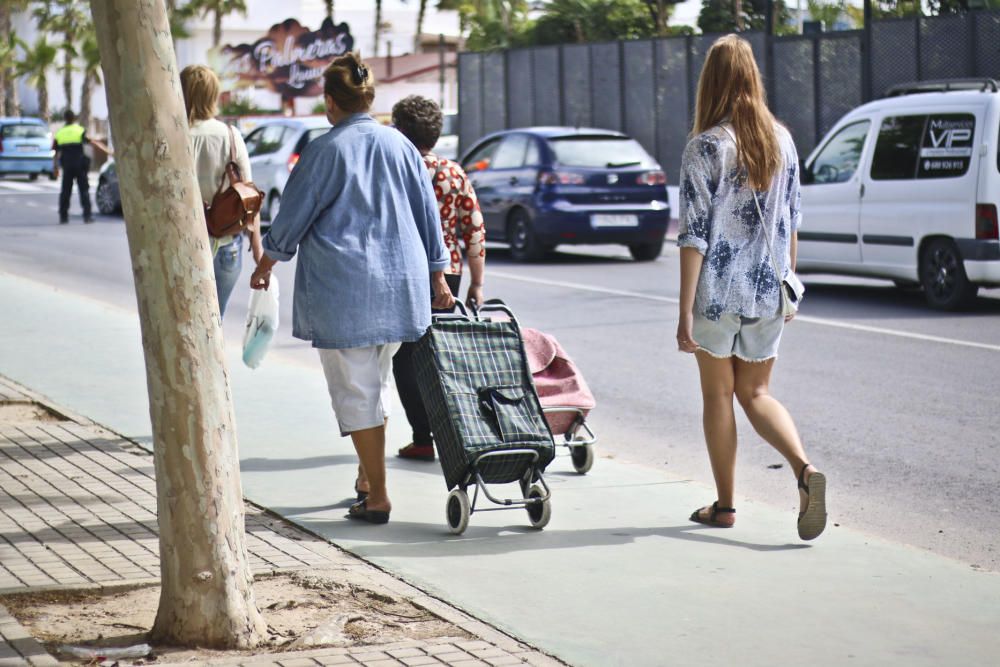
[676, 35, 827, 540]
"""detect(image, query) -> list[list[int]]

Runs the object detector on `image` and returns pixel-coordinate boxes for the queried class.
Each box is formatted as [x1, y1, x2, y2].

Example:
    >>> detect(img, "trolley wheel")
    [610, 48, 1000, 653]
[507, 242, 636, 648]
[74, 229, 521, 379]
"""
[570, 443, 594, 474]
[446, 488, 470, 535]
[525, 484, 551, 529]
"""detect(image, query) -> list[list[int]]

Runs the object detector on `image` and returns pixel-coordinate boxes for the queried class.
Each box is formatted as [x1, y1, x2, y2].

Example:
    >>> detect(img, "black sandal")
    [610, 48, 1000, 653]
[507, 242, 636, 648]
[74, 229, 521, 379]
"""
[347, 499, 390, 524]
[797, 463, 827, 541]
[689, 501, 736, 528]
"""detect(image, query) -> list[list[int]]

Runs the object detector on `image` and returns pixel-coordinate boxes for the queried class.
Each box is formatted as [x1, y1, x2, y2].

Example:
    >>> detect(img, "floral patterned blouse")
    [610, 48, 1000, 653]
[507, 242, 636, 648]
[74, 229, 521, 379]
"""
[677, 124, 802, 321]
[424, 154, 486, 275]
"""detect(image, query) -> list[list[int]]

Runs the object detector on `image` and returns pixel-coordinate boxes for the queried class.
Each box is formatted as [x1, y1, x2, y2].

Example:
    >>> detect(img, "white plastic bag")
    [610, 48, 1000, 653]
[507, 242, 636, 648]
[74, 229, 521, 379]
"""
[242, 274, 279, 369]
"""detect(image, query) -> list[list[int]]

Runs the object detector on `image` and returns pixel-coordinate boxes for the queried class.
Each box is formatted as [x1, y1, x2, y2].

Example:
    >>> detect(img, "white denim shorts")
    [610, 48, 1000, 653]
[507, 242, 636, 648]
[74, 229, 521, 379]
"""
[318, 343, 402, 436]
[693, 312, 784, 362]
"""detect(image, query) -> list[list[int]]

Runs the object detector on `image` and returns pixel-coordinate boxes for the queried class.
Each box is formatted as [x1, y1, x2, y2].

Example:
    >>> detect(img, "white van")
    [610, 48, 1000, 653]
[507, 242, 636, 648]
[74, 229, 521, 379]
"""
[798, 79, 1000, 309]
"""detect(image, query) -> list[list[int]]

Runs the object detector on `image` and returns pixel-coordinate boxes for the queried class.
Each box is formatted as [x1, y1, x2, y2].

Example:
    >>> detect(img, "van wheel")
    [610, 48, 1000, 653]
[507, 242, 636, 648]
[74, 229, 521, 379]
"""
[919, 239, 978, 310]
[28, 173, 38, 182]
[508, 208, 545, 262]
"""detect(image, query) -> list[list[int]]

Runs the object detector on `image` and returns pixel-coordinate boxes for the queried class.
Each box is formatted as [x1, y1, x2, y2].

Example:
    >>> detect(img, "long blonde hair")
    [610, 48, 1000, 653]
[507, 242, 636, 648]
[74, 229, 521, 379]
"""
[694, 35, 780, 192]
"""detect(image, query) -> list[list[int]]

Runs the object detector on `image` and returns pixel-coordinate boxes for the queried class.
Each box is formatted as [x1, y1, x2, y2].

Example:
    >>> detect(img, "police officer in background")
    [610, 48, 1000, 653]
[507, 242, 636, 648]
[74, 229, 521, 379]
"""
[52, 110, 109, 224]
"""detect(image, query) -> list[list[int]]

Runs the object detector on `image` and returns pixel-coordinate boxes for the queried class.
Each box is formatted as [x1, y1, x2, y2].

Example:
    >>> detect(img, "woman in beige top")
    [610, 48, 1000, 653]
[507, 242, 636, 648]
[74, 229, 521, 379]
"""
[180, 65, 263, 317]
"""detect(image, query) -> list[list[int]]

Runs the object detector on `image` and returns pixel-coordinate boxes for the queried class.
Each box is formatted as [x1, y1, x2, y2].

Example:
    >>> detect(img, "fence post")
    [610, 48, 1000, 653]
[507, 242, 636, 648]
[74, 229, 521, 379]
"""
[914, 15, 922, 82]
[968, 12, 978, 78]
[862, 0, 873, 101]
[765, 0, 776, 107]
[685, 33, 694, 120]
[813, 34, 822, 149]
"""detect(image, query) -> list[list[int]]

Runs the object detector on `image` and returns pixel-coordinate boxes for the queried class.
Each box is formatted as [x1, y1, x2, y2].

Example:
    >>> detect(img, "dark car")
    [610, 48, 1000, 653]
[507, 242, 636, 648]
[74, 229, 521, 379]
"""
[96, 158, 121, 214]
[460, 127, 670, 261]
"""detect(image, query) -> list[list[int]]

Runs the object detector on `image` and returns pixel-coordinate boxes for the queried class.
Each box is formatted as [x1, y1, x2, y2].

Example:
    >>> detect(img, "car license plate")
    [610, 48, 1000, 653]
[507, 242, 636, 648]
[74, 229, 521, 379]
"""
[591, 214, 639, 228]
[17, 145, 38, 152]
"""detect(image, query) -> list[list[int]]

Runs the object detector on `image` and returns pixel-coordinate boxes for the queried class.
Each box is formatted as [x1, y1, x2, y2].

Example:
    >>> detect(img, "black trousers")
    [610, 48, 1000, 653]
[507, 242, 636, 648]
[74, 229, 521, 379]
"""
[393, 273, 462, 446]
[59, 159, 91, 220]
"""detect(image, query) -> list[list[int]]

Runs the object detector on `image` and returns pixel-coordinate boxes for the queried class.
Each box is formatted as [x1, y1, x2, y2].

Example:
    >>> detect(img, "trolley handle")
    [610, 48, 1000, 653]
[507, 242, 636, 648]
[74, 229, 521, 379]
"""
[472, 298, 517, 323]
[431, 300, 471, 323]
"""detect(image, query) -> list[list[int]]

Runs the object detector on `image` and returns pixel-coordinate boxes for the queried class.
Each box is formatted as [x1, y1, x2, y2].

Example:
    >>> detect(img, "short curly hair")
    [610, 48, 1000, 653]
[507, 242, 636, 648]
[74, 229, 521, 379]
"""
[392, 95, 443, 151]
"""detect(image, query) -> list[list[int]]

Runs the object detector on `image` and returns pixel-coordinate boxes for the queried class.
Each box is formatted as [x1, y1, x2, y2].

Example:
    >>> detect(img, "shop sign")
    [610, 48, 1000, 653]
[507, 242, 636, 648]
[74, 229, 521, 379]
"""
[218, 18, 354, 98]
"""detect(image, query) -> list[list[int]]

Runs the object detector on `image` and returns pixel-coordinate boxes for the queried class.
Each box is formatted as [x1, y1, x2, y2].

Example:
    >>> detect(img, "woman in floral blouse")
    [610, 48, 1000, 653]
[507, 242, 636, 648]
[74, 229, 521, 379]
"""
[391, 95, 487, 462]
[676, 35, 827, 540]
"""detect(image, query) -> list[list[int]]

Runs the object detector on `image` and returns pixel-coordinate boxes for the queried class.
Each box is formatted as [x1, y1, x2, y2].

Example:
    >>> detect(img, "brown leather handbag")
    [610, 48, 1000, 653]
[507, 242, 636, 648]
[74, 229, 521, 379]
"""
[204, 125, 264, 238]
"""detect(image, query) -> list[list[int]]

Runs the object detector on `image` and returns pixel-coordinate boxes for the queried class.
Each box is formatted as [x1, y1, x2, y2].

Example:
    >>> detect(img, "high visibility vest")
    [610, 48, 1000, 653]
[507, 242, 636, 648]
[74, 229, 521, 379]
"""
[54, 123, 85, 146]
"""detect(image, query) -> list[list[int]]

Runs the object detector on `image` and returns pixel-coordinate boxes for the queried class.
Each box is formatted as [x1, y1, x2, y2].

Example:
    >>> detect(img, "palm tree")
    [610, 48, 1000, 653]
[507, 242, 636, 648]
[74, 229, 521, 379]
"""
[416, 0, 428, 50]
[325, 0, 335, 23]
[375, 0, 383, 56]
[0, 0, 29, 116]
[16, 37, 58, 121]
[78, 28, 101, 128]
[34, 0, 90, 114]
[187, 0, 248, 48]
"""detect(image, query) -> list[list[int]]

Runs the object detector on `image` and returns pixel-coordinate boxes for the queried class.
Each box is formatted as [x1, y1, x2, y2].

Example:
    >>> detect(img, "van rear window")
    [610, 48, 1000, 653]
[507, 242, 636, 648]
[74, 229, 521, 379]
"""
[871, 113, 975, 180]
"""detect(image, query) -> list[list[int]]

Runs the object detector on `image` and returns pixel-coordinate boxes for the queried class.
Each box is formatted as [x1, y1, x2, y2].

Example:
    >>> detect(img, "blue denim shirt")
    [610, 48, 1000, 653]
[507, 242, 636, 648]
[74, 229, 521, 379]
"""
[262, 114, 450, 349]
[677, 124, 802, 321]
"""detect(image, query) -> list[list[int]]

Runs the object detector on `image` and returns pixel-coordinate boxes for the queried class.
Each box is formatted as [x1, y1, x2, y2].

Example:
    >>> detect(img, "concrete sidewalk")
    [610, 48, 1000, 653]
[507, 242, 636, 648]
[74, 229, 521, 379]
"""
[0, 376, 560, 666]
[1, 272, 998, 667]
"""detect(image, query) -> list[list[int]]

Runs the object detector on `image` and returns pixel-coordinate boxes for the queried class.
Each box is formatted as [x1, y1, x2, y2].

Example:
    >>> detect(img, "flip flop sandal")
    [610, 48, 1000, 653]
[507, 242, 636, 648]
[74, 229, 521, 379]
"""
[689, 501, 736, 528]
[354, 479, 368, 502]
[797, 463, 827, 541]
[347, 499, 390, 525]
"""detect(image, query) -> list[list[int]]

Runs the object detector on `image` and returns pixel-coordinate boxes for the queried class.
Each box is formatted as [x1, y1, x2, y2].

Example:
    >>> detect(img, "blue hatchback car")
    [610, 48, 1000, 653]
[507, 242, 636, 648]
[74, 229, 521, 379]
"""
[0, 117, 56, 180]
[460, 127, 670, 261]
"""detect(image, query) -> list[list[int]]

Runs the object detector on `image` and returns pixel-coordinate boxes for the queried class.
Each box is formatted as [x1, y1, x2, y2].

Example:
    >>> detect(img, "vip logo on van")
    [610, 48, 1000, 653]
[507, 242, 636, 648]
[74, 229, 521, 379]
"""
[920, 117, 974, 160]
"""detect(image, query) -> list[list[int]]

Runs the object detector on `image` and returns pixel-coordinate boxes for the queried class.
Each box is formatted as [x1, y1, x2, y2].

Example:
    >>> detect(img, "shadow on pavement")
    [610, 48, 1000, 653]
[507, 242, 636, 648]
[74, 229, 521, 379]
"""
[299, 520, 811, 556]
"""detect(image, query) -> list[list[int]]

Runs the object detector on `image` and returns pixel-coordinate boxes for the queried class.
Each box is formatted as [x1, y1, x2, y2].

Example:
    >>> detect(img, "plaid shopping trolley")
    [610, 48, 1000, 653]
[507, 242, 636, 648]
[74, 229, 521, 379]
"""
[413, 301, 555, 535]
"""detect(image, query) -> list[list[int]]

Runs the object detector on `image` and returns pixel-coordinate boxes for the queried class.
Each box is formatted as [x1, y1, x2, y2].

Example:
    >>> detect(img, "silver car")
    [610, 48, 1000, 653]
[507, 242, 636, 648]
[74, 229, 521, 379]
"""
[243, 116, 332, 223]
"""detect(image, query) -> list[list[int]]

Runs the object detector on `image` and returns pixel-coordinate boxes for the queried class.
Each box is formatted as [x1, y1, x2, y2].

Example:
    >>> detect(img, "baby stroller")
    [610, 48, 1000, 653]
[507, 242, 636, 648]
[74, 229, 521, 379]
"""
[521, 327, 597, 474]
[413, 301, 556, 535]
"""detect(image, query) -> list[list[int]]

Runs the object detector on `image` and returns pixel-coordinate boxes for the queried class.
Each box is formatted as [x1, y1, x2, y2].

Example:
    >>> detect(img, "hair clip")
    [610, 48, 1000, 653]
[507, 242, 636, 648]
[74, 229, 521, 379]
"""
[351, 64, 369, 85]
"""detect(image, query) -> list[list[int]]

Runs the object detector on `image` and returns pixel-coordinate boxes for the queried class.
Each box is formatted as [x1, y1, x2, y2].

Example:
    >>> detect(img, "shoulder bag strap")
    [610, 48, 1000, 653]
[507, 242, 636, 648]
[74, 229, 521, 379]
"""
[718, 123, 784, 284]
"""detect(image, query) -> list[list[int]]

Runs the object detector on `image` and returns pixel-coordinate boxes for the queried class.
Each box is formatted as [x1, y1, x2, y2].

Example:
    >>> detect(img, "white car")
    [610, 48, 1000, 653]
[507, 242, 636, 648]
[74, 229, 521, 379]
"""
[244, 116, 332, 223]
[798, 79, 1000, 309]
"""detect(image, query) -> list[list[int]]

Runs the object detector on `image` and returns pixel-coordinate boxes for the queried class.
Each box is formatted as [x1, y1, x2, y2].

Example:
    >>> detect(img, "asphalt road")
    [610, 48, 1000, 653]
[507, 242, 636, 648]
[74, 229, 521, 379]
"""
[2, 177, 999, 571]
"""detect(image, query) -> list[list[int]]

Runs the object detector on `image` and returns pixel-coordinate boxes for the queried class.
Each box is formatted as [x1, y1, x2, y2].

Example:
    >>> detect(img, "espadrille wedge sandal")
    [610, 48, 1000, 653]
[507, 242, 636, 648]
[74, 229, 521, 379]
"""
[797, 463, 827, 540]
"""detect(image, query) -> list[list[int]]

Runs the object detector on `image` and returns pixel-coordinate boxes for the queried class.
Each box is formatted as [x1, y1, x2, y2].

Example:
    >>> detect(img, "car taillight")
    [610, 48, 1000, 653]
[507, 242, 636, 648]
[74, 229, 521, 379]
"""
[976, 203, 999, 240]
[636, 171, 666, 185]
[538, 171, 584, 185]
[287, 153, 300, 172]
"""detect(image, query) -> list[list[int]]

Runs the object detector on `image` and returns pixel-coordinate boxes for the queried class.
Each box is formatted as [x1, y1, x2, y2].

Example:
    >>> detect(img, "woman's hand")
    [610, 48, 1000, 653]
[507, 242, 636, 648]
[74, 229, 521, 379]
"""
[431, 272, 455, 310]
[250, 254, 276, 290]
[466, 284, 484, 309]
[676, 312, 699, 353]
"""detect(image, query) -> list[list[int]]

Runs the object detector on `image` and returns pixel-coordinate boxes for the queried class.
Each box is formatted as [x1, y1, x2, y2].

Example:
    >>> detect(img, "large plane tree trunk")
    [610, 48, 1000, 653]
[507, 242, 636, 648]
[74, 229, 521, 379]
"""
[88, 0, 266, 649]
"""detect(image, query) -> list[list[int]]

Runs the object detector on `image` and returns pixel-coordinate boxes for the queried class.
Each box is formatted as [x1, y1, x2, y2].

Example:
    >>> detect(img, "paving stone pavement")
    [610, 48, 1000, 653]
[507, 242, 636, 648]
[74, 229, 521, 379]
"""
[0, 377, 564, 666]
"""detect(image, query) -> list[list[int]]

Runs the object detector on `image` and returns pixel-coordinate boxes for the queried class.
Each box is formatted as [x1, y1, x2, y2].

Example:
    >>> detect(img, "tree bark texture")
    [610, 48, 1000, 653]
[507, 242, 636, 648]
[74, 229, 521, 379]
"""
[88, 0, 266, 650]
[37, 79, 48, 122]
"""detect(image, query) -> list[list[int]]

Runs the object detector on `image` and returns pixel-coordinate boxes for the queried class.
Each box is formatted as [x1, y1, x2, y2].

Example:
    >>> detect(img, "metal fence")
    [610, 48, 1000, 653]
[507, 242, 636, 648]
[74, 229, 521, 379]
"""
[458, 10, 1000, 178]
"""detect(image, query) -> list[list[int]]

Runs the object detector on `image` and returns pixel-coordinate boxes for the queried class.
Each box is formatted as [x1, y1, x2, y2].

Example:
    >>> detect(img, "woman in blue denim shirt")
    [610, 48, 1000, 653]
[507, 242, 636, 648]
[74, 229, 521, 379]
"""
[676, 35, 828, 540]
[251, 53, 454, 525]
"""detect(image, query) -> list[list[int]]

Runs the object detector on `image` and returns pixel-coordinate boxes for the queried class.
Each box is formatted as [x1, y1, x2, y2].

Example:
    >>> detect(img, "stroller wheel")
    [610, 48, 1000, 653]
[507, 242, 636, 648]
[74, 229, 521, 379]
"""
[570, 444, 594, 474]
[446, 489, 470, 535]
[525, 484, 551, 529]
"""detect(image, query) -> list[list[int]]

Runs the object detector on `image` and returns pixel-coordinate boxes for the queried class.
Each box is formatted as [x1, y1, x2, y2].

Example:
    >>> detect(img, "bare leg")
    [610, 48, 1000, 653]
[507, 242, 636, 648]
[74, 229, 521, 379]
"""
[733, 358, 816, 511]
[350, 425, 390, 513]
[695, 351, 738, 517]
